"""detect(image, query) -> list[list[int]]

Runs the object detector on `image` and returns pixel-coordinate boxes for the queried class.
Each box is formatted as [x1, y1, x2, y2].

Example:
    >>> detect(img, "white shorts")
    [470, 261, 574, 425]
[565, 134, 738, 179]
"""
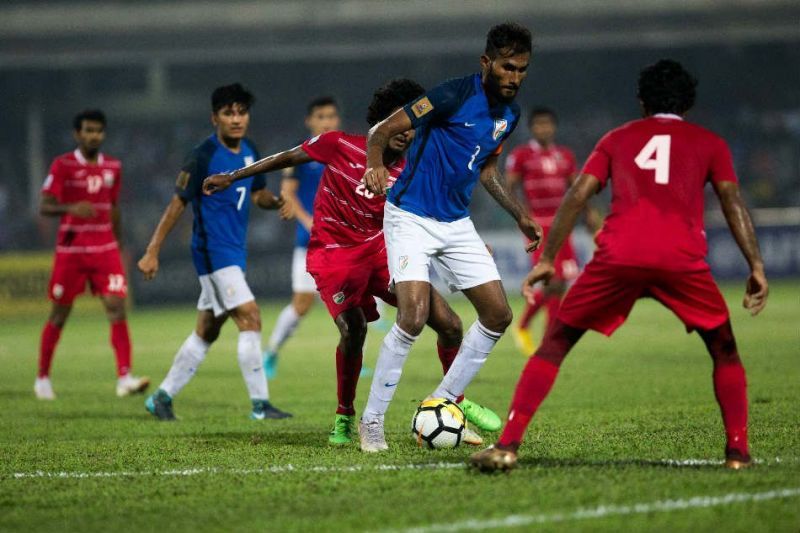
[291, 247, 317, 293]
[197, 265, 255, 317]
[383, 202, 501, 293]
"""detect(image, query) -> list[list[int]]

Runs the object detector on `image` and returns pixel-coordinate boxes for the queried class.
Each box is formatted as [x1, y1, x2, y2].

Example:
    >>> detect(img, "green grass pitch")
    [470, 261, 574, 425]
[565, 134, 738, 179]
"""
[1, 282, 798, 532]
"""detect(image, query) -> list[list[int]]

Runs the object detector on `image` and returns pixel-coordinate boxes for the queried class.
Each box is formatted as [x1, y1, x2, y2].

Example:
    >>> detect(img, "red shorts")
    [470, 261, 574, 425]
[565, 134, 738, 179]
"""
[48, 250, 127, 305]
[532, 226, 579, 282]
[307, 243, 396, 322]
[558, 260, 729, 336]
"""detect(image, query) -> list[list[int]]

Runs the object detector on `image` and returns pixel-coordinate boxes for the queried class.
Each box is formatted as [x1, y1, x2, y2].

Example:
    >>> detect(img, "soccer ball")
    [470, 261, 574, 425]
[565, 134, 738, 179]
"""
[411, 398, 465, 449]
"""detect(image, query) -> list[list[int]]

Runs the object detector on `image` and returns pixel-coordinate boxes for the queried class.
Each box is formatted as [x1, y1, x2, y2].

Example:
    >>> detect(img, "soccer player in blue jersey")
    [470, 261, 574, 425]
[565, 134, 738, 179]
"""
[137, 83, 291, 421]
[262, 97, 340, 378]
[359, 23, 542, 451]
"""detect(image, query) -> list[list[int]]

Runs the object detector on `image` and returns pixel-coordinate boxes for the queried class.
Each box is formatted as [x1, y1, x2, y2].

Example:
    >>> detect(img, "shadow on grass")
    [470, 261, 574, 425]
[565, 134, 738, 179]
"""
[514, 456, 725, 470]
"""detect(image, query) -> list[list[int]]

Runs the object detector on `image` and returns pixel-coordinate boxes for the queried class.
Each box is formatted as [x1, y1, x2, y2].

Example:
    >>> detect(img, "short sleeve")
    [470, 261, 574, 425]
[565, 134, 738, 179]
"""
[403, 77, 471, 129]
[301, 131, 341, 164]
[41, 159, 64, 201]
[708, 137, 738, 184]
[581, 133, 614, 187]
[175, 149, 204, 201]
[505, 147, 524, 174]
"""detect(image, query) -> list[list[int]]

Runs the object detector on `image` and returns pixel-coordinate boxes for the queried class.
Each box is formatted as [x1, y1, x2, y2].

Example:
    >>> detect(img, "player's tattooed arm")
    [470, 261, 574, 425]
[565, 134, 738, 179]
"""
[713, 180, 768, 315]
[364, 109, 413, 195]
[39, 194, 96, 218]
[202, 146, 313, 195]
[479, 156, 543, 251]
[137, 195, 187, 281]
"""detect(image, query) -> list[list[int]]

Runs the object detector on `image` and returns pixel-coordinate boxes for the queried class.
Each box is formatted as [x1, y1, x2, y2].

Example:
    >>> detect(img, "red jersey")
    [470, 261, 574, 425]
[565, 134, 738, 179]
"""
[301, 131, 404, 257]
[506, 140, 576, 225]
[41, 149, 122, 254]
[582, 114, 738, 271]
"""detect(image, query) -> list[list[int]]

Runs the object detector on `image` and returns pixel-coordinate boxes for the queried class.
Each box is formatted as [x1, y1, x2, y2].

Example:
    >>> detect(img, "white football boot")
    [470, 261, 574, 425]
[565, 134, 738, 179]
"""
[462, 424, 484, 446]
[116, 374, 150, 397]
[34, 377, 56, 400]
[359, 417, 389, 452]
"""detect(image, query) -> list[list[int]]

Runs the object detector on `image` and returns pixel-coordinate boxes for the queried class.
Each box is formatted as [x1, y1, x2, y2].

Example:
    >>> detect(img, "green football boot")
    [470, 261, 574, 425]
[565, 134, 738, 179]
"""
[328, 414, 355, 445]
[459, 398, 502, 432]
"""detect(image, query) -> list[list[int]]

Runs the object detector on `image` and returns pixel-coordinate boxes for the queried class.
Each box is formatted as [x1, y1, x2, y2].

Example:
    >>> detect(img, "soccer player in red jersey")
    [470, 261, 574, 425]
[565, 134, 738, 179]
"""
[204, 79, 498, 445]
[36, 110, 149, 400]
[471, 60, 768, 472]
[506, 107, 599, 354]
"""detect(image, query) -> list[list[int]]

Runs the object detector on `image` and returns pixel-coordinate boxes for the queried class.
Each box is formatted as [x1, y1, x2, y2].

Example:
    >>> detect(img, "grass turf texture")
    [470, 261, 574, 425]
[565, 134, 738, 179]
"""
[1, 282, 798, 532]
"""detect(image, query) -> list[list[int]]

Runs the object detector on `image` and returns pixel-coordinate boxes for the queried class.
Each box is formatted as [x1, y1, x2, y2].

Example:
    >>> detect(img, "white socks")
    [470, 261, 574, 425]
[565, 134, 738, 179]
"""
[159, 332, 210, 398]
[431, 321, 502, 401]
[238, 330, 269, 400]
[362, 324, 419, 422]
[267, 304, 300, 353]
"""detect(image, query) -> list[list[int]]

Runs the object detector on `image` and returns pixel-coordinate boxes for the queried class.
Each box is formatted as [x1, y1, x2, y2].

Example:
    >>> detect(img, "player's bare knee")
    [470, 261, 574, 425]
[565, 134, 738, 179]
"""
[104, 301, 126, 323]
[480, 304, 513, 333]
[48, 305, 72, 328]
[438, 313, 463, 347]
[397, 304, 428, 337]
[336, 312, 367, 352]
[240, 311, 262, 332]
[293, 293, 315, 317]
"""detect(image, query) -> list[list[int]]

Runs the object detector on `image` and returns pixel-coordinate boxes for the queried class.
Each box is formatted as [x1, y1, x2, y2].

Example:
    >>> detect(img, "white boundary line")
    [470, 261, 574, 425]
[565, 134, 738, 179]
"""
[386, 488, 800, 533]
[6, 457, 791, 481]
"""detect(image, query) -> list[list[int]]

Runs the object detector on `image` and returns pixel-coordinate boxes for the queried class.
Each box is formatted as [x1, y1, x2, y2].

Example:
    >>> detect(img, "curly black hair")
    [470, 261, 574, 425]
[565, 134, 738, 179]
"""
[485, 22, 532, 59]
[211, 83, 255, 113]
[73, 109, 106, 131]
[637, 59, 698, 115]
[366, 78, 426, 126]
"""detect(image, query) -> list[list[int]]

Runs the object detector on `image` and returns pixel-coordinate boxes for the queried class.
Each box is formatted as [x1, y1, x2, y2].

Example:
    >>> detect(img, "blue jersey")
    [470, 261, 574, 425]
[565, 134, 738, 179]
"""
[388, 73, 521, 222]
[288, 159, 324, 248]
[175, 134, 266, 276]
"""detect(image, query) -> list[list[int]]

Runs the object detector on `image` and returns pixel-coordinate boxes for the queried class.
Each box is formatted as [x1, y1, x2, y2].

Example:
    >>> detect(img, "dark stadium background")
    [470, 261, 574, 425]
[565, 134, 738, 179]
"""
[0, 0, 797, 306]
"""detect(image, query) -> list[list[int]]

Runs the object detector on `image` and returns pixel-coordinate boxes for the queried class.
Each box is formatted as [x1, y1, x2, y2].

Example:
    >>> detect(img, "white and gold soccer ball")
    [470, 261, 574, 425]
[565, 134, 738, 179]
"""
[411, 398, 465, 449]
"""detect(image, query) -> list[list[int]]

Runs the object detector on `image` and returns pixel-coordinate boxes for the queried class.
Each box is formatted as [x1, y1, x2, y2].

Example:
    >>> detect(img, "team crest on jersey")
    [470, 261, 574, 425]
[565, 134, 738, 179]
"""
[411, 97, 433, 119]
[102, 170, 115, 187]
[492, 119, 508, 141]
[176, 171, 190, 190]
[398, 255, 409, 272]
[333, 291, 346, 305]
[244, 156, 254, 166]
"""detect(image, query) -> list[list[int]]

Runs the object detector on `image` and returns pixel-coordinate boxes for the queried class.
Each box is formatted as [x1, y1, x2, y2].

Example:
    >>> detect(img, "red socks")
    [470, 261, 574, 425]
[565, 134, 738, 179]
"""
[713, 363, 749, 455]
[40, 320, 132, 378]
[110, 320, 132, 377]
[498, 357, 560, 451]
[437, 343, 463, 403]
[437, 343, 459, 374]
[335, 346, 362, 416]
[38, 322, 63, 378]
